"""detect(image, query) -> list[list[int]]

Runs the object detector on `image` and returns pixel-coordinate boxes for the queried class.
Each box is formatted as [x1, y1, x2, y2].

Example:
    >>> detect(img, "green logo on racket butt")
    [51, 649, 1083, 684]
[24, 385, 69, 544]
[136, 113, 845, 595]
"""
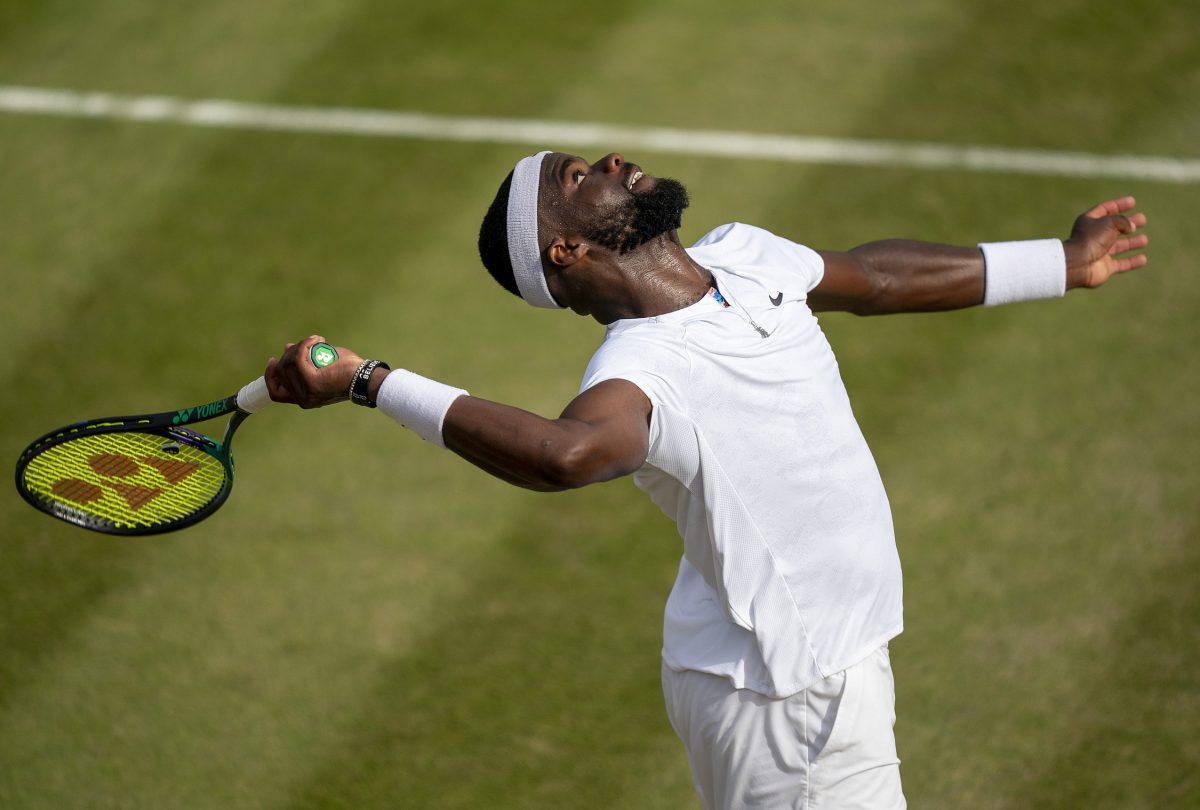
[309, 342, 339, 368]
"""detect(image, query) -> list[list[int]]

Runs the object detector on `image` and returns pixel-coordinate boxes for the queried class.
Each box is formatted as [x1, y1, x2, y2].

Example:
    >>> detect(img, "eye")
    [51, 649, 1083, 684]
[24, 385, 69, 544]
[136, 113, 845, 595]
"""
[573, 169, 587, 185]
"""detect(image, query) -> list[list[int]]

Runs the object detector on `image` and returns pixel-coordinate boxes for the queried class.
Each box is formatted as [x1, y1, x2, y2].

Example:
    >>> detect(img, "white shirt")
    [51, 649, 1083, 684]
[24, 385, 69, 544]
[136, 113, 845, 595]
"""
[579, 223, 903, 698]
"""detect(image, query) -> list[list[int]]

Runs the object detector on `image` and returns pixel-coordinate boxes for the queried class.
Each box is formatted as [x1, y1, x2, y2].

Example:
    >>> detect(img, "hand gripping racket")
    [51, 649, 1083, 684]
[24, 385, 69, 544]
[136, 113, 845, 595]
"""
[14, 343, 339, 535]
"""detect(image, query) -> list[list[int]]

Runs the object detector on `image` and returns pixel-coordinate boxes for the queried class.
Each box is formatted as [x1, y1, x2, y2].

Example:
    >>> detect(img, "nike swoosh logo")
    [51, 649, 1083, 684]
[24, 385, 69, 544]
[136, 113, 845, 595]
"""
[769, 292, 783, 306]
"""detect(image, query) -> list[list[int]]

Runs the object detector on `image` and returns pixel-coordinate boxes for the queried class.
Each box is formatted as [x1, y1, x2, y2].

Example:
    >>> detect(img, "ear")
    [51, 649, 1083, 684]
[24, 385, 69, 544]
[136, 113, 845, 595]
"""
[546, 236, 589, 268]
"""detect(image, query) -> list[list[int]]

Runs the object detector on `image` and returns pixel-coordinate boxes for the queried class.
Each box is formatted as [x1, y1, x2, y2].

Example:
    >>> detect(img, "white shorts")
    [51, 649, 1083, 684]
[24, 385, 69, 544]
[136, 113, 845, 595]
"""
[662, 646, 905, 810]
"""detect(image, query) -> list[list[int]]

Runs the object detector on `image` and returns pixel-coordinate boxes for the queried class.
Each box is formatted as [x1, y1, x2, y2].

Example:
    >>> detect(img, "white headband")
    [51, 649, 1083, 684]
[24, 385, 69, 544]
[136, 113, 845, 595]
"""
[506, 150, 562, 309]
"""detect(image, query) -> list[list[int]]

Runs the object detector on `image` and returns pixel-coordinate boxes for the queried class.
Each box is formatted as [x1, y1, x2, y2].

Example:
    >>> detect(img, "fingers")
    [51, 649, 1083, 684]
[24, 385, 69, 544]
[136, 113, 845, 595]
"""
[267, 334, 363, 409]
[1083, 197, 1147, 242]
[1111, 212, 1149, 235]
[1112, 253, 1149, 274]
[282, 352, 311, 407]
[294, 334, 327, 365]
[268, 336, 325, 408]
[1112, 233, 1149, 255]
[265, 357, 298, 404]
[1104, 222, 1150, 276]
[1085, 195, 1138, 218]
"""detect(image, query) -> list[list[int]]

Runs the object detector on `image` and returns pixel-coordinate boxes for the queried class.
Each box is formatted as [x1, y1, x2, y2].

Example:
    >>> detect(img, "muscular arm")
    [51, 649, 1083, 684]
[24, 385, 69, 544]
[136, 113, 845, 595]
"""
[811, 241, 984, 315]
[438, 379, 651, 492]
[269, 337, 651, 492]
[808, 196, 1148, 316]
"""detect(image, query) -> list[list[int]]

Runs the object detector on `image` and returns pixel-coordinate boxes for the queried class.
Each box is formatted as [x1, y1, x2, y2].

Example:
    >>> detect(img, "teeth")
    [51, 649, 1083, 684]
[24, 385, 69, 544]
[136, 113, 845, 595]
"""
[629, 171, 643, 189]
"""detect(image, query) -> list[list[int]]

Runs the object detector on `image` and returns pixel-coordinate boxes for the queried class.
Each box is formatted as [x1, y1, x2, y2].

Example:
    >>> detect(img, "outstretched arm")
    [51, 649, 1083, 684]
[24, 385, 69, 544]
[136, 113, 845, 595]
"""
[808, 196, 1148, 316]
[266, 336, 651, 492]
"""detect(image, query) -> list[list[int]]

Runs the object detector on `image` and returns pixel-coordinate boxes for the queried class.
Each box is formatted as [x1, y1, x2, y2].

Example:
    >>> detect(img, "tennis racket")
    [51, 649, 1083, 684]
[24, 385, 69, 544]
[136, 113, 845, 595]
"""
[14, 342, 340, 536]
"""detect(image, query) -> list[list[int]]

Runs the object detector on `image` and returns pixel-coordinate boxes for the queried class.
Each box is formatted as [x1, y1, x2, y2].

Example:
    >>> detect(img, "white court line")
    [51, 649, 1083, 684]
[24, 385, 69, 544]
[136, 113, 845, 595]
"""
[2, 84, 1198, 184]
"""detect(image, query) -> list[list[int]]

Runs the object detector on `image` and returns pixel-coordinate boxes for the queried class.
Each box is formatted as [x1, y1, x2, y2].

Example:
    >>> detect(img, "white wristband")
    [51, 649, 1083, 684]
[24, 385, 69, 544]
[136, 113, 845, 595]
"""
[376, 369, 467, 448]
[978, 239, 1066, 307]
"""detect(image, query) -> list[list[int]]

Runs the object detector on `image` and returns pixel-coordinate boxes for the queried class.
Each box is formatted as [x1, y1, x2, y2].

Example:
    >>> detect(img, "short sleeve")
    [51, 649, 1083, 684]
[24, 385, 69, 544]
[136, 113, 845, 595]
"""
[689, 223, 825, 293]
[579, 330, 690, 415]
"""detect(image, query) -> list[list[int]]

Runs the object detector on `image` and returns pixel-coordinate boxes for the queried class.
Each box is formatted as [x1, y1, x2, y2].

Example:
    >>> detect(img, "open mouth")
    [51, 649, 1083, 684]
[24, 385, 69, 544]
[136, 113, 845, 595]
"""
[627, 169, 644, 190]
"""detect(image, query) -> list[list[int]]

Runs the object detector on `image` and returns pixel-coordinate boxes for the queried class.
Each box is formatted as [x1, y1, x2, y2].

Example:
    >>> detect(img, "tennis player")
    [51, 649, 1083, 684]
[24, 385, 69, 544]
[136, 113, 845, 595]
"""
[266, 151, 1147, 809]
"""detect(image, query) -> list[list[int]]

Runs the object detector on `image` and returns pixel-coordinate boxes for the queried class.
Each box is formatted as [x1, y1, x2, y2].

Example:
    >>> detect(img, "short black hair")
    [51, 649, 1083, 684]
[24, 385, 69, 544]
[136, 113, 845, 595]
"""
[477, 170, 521, 299]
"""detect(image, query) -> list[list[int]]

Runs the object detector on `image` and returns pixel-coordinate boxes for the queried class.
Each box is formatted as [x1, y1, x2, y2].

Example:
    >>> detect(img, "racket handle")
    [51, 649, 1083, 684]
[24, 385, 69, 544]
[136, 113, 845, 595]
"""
[238, 344, 335, 413]
[237, 376, 272, 413]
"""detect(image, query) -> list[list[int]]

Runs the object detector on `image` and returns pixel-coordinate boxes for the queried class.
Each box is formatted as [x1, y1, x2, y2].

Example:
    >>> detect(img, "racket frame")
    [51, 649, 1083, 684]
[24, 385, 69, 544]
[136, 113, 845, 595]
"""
[15, 392, 250, 535]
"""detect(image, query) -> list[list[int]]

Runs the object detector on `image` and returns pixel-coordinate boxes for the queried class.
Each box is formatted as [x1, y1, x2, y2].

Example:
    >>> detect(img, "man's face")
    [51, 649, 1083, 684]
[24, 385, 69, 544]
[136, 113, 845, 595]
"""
[542, 152, 689, 254]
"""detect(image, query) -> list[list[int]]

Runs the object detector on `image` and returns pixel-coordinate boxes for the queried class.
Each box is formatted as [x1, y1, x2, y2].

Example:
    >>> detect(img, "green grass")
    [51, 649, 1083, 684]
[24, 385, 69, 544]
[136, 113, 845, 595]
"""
[2, 1, 1198, 808]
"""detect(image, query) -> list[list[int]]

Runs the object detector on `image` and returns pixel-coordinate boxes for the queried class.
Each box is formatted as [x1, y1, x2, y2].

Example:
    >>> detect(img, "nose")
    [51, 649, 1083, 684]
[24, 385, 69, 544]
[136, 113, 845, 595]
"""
[593, 153, 624, 173]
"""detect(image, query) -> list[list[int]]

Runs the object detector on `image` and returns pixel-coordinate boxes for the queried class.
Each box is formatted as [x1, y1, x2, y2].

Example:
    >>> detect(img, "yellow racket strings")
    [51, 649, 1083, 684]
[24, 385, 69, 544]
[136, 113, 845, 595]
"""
[22, 431, 227, 530]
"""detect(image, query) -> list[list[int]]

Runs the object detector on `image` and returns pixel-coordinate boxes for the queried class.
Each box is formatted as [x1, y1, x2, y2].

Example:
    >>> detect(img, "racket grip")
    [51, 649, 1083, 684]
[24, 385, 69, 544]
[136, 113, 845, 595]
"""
[237, 376, 272, 413]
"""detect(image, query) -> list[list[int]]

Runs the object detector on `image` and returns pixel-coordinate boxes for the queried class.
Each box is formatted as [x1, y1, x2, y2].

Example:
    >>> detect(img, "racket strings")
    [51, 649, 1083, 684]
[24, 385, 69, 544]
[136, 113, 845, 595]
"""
[21, 431, 227, 530]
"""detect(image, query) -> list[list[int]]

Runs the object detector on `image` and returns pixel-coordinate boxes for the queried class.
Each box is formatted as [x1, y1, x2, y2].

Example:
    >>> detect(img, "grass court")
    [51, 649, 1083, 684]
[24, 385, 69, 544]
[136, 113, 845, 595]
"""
[1, 1, 1197, 807]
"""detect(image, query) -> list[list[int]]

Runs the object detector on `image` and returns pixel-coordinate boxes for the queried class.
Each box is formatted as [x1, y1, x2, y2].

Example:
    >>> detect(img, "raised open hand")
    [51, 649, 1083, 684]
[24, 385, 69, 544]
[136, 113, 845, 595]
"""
[1065, 196, 1149, 289]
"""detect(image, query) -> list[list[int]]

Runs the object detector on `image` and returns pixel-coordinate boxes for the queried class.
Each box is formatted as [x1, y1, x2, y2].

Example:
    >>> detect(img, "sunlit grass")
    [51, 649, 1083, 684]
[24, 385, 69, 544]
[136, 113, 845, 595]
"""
[1, 1, 1197, 808]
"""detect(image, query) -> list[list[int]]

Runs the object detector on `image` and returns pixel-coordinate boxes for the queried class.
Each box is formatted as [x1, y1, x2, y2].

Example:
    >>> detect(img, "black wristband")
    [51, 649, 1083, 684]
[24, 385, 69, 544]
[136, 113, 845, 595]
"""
[349, 359, 391, 407]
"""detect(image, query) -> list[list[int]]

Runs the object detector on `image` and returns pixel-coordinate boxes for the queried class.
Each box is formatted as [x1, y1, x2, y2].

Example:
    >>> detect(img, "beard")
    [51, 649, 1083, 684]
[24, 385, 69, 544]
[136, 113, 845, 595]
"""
[583, 178, 690, 254]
